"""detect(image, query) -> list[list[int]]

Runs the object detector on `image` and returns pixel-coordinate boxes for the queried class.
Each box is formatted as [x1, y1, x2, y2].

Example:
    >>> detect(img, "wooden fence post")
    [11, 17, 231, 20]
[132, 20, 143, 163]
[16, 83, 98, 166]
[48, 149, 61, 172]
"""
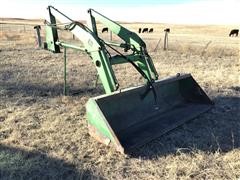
[163, 28, 170, 51]
[34, 25, 42, 48]
[163, 31, 168, 50]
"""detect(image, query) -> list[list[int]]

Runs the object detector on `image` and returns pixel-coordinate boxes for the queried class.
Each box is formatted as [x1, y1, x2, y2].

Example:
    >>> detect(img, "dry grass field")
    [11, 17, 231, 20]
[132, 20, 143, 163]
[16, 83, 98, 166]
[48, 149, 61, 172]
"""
[0, 18, 239, 179]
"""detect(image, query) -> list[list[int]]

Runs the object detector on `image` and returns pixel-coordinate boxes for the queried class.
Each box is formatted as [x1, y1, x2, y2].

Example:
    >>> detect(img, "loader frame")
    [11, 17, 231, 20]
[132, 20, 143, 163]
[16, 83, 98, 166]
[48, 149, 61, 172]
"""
[44, 6, 158, 94]
[44, 6, 213, 154]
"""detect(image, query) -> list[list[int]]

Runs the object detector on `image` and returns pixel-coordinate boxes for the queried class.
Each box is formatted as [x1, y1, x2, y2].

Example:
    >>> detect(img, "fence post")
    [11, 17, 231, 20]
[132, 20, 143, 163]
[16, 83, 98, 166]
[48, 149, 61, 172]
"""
[34, 25, 42, 48]
[163, 31, 168, 50]
[163, 28, 170, 51]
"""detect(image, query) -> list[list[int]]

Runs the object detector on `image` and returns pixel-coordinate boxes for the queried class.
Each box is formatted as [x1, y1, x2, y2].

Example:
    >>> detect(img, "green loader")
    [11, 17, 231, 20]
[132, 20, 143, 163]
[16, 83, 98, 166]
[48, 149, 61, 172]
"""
[44, 6, 213, 154]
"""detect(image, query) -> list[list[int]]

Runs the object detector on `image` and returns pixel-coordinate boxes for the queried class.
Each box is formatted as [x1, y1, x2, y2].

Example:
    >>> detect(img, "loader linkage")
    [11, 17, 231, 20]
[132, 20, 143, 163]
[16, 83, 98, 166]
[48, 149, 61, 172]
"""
[44, 6, 213, 154]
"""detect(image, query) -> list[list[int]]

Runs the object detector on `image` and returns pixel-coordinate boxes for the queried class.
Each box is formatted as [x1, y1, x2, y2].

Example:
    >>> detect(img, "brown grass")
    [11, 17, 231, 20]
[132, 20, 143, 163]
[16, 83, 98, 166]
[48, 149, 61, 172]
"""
[0, 20, 239, 179]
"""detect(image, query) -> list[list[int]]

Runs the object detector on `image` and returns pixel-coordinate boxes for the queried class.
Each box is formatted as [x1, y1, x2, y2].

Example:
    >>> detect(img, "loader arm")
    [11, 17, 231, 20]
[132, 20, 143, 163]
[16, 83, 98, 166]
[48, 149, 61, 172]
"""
[45, 6, 119, 93]
[88, 9, 146, 50]
[88, 9, 159, 80]
[45, 6, 159, 93]
[43, 6, 213, 154]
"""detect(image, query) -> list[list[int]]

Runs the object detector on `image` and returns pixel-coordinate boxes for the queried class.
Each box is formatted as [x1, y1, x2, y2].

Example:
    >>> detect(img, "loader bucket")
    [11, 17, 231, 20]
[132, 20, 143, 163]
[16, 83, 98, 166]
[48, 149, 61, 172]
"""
[86, 74, 213, 154]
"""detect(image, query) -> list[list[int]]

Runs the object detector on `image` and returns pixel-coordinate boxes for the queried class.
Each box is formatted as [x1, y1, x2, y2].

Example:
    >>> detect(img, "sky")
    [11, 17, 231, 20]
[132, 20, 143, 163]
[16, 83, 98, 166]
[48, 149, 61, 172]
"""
[0, 0, 239, 25]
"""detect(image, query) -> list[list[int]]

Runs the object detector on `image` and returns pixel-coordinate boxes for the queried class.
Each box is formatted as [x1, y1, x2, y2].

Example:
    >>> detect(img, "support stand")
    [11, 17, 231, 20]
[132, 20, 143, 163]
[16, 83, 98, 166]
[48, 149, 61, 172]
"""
[64, 47, 67, 95]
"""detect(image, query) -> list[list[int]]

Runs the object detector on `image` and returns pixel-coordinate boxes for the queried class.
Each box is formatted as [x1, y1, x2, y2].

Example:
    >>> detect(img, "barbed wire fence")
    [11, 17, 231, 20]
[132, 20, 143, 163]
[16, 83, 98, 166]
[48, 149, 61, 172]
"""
[0, 23, 166, 52]
[0, 23, 38, 48]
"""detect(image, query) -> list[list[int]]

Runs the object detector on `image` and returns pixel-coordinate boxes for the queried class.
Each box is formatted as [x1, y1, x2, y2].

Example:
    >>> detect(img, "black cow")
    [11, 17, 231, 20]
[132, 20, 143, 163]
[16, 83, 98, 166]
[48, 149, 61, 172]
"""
[138, 28, 142, 33]
[149, 28, 154, 33]
[102, 27, 108, 33]
[142, 28, 149, 33]
[164, 28, 170, 33]
[229, 29, 239, 37]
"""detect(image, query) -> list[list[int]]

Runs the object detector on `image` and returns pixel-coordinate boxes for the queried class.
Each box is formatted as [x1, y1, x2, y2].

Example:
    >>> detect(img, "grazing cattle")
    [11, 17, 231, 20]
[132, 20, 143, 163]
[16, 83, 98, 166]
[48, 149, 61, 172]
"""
[229, 29, 239, 37]
[102, 27, 108, 33]
[142, 28, 149, 33]
[138, 28, 142, 33]
[164, 28, 170, 33]
[149, 28, 154, 33]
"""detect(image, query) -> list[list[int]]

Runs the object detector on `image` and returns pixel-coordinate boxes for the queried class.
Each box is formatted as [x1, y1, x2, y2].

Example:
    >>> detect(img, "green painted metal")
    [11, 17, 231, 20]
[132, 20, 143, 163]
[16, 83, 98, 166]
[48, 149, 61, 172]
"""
[44, 6, 159, 94]
[45, 6, 119, 94]
[88, 9, 146, 49]
[86, 99, 115, 142]
[44, 7, 60, 53]
[86, 74, 214, 153]
[56, 42, 85, 51]
[88, 9, 159, 81]
[44, 6, 214, 154]
[64, 47, 67, 95]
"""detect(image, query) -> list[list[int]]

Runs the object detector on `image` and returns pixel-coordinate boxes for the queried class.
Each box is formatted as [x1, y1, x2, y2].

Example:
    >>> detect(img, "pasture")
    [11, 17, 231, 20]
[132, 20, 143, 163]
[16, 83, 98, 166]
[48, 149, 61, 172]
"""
[0, 18, 239, 179]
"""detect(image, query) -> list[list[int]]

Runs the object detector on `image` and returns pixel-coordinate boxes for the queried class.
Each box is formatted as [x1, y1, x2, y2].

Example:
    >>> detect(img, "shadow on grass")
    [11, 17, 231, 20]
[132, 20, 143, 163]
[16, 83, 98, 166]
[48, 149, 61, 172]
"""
[0, 144, 103, 180]
[129, 95, 240, 159]
[0, 81, 104, 98]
